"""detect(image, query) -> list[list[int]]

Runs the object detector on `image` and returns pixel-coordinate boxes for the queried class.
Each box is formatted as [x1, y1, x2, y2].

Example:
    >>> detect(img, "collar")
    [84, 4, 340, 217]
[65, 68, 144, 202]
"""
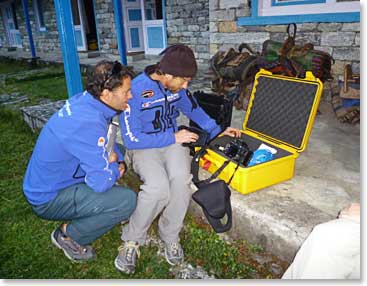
[85, 91, 121, 120]
[143, 66, 167, 92]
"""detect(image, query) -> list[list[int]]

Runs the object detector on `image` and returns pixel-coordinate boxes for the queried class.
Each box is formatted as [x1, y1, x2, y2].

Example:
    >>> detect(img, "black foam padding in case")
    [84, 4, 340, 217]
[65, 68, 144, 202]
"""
[246, 76, 319, 149]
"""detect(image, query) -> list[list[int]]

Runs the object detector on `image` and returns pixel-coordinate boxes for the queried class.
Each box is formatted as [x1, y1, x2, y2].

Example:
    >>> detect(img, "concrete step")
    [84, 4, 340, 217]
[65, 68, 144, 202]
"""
[127, 52, 145, 62]
[188, 102, 360, 262]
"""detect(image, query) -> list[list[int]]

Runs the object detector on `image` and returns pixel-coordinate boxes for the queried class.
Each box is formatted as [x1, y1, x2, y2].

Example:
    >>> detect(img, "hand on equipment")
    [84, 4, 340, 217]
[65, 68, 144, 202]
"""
[221, 127, 242, 138]
[175, 129, 199, 144]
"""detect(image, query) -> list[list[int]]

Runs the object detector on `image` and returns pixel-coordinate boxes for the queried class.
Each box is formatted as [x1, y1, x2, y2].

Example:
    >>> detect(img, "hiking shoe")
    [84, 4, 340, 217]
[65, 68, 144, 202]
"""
[51, 226, 96, 263]
[114, 241, 140, 274]
[164, 242, 184, 265]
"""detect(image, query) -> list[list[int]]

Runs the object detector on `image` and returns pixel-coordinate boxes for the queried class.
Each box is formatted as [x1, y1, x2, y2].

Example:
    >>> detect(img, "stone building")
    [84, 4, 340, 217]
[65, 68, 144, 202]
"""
[0, 0, 360, 77]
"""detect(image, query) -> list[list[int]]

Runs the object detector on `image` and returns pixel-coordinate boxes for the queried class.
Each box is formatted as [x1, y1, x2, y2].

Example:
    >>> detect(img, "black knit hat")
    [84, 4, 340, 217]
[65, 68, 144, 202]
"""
[159, 44, 197, 78]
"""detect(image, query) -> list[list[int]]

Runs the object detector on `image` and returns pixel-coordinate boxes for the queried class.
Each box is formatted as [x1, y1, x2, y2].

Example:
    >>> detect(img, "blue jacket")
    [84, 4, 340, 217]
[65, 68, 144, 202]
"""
[23, 91, 123, 206]
[119, 71, 222, 149]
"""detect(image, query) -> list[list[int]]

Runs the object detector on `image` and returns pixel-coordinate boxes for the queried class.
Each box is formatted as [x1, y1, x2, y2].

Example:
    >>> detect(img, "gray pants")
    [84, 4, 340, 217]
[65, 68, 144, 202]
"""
[121, 143, 192, 244]
[32, 183, 137, 245]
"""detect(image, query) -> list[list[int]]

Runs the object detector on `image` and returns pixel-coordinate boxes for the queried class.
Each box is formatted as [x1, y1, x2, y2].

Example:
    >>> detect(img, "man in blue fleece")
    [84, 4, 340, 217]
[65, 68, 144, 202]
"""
[116, 44, 241, 273]
[23, 61, 137, 263]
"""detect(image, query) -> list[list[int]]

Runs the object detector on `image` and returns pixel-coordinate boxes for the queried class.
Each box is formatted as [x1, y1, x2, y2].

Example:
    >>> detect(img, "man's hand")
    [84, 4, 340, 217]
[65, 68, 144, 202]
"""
[338, 203, 360, 223]
[175, 129, 199, 144]
[221, 127, 242, 138]
[108, 152, 118, 163]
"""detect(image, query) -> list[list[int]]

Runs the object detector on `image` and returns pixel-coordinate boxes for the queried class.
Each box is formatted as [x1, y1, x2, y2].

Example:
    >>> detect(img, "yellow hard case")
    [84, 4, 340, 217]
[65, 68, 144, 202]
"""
[200, 69, 323, 195]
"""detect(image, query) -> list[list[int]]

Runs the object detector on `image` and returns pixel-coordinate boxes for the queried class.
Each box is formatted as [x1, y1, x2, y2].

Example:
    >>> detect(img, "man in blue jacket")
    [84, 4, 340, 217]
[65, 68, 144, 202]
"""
[23, 61, 137, 263]
[116, 44, 241, 273]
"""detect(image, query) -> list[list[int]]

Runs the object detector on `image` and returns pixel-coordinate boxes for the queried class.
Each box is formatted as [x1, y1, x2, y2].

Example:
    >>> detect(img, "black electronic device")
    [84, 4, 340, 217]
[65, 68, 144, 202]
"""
[178, 125, 209, 147]
[215, 138, 253, 166]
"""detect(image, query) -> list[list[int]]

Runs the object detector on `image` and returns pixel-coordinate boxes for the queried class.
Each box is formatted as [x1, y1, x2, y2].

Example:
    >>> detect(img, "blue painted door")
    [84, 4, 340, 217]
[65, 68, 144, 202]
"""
[123, 0, 144, 52]
[141, 0, 166, 55]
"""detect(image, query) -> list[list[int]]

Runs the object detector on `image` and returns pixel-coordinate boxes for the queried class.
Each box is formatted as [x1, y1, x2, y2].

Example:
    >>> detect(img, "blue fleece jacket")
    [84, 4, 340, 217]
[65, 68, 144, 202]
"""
[23, 91, 123, 206]
[119, 71, 222, 149]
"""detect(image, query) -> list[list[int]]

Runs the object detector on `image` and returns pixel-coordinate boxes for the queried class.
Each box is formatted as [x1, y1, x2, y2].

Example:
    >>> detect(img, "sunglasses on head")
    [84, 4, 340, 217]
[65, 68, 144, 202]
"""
[101, 61, 123, 89]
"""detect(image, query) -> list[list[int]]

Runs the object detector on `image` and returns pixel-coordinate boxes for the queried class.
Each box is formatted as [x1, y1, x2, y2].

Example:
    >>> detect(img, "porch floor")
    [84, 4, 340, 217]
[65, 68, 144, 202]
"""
[0, 48, 360, 263]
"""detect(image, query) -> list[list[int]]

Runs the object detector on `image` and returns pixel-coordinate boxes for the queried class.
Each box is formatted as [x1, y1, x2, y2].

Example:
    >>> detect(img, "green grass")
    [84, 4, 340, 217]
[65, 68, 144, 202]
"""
[0, 58, 34, 74]
[0, 107, 272, 279]
[0, 65, 284, 279]
[0, 108, 173, 279]
[0, 59, 86, 105]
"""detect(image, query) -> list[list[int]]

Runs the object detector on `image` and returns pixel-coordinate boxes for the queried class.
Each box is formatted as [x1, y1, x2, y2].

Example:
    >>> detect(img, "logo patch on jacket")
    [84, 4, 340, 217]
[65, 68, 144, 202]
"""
[97, 137, 105, 147]
[141, 90, 154, 98]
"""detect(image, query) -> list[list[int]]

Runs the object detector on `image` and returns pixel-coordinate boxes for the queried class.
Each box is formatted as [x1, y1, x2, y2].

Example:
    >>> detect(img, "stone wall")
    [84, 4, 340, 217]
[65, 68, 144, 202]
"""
[208, 0, 360, 77]
[0, 0, 119, 56]
[0, 10, 7, 47]
[166, 0, 210, 64]
[9, 0, 61, 55]
[94, 0, 119, 55]
[165, 0, 360, 75]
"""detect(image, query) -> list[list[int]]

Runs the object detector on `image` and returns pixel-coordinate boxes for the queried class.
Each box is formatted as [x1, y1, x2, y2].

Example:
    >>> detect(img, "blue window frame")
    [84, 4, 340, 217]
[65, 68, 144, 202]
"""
[271, 0, 326, 6]
[238, 0, 360, 26]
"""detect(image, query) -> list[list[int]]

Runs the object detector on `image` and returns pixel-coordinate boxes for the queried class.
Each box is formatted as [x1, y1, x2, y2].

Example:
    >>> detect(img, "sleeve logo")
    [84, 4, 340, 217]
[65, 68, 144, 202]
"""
[97, 136, 105, 147]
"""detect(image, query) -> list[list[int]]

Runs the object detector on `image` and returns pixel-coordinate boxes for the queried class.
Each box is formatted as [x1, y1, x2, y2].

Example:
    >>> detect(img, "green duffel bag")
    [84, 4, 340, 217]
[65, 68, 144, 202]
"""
[261, 23, 334, 82]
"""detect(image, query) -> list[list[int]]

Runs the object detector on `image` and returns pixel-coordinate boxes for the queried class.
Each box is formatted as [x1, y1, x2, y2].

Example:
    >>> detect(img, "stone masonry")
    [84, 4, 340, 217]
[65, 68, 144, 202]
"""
[9, 0, 61, 55]
[166, 0, 210, 64]
[94, 0, 119, 55]
[165, 0, 360, 77]
[0, 0, 119, 56]
[1, 0, 360, 77]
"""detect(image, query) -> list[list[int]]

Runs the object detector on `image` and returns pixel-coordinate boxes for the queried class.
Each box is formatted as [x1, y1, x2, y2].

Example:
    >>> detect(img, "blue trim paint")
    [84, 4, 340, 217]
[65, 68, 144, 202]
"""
[54, 0, 82, 98]
[271, 0, 326, 7]
[238, 12, 360, 26]
[113, 0, 127, 65]
[21, 0, 36, 58]
[239, 0, 359, 26]
[251, 0, 259, 18]
[162, 0, 167, 48]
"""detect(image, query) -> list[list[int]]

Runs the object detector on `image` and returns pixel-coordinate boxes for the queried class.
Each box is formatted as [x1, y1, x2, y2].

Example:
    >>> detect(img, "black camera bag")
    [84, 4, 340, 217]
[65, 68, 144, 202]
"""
[191, 145, 241, 233]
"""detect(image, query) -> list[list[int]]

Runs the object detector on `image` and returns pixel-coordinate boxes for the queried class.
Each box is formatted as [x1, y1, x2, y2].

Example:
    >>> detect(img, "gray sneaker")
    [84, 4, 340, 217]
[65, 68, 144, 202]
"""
[51, 226, 96, 263]
[114, 241, 140, 274]
[164, 242, 184, 265]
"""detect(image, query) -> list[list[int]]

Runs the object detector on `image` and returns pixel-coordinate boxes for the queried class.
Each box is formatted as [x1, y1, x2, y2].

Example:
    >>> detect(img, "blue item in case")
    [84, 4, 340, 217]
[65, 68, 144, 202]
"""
[248, 149, 273, 167]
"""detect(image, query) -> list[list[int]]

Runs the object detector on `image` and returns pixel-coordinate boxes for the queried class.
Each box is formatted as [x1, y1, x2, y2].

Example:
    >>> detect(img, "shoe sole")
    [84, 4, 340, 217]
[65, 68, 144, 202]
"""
[114, 257, 134, 274]
[50, 230, 91, 263]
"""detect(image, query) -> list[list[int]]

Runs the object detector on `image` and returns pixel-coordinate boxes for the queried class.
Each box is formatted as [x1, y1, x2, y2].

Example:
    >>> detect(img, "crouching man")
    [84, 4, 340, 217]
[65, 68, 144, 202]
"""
[23, 61, 137, 263]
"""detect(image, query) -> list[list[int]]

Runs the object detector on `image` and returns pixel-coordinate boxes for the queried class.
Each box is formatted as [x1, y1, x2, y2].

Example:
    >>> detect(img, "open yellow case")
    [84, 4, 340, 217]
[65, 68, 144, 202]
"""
[200, 69, 323, 195]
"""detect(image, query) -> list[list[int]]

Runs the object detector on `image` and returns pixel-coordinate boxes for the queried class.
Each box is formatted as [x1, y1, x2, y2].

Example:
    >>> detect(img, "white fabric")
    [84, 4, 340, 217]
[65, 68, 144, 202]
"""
[282, 218, 360, 279]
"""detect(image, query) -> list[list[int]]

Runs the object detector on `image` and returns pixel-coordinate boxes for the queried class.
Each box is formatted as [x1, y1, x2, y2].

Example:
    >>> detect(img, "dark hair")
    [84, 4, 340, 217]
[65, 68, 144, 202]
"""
[86, 60, 135, 98]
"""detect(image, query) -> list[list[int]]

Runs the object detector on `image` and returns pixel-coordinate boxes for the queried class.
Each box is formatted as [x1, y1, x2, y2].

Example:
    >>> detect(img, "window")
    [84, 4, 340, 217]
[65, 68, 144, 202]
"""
[33, 0, 46, 31]
[238, 0, 360, 26]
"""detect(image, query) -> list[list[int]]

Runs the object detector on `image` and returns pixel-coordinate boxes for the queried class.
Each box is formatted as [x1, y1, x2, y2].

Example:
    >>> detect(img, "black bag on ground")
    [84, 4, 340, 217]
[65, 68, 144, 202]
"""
[192, 180, 232, 233]
[191, 146, 242, 233]
[189, 90, 236, 131]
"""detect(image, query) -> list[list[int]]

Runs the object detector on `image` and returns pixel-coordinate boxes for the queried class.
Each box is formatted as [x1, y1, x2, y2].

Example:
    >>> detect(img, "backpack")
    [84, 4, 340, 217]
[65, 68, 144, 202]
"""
[261, 23, 334, 82]
[210, 43, 259, 96]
